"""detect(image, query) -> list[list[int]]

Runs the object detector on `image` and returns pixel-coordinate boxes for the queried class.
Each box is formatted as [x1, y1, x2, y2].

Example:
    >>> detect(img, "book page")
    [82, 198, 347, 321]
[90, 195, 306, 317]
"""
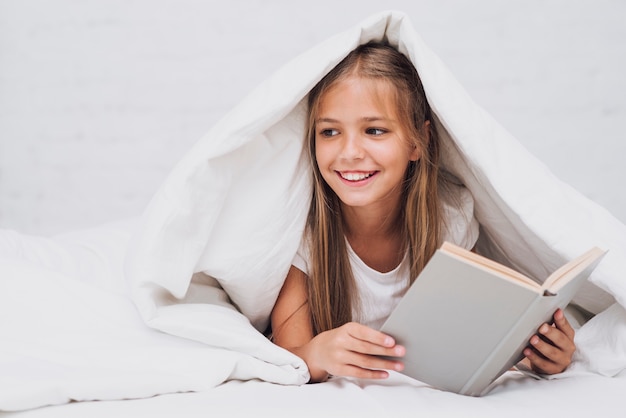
[542, 247, 606, 292]
[441, 242, 540, 290]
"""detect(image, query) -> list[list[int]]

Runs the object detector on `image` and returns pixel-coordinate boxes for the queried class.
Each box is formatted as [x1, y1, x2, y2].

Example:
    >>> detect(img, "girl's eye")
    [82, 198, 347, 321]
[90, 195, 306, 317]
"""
[366, 128, 388, 136]
[319, 129, 339, 138]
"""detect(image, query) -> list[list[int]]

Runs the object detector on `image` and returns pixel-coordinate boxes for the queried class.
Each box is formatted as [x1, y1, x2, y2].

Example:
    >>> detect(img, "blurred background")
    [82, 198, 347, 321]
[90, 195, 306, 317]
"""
[1, 0, 624, 235]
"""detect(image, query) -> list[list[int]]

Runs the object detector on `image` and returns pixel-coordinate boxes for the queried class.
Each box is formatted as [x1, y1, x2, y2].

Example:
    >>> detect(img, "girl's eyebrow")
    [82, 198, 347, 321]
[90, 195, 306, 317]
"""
[316, 116, 393, 123]
[316, 117, 339, 124]
[362, 116, 393, 122]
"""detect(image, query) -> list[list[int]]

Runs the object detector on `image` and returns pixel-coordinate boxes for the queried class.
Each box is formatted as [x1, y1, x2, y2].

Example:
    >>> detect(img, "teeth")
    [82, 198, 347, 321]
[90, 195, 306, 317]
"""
[341, 172, 373, 181]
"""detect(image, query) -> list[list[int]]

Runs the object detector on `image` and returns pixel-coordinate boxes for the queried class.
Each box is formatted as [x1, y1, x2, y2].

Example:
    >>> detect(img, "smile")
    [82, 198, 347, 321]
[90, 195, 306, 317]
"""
[338, 171, 377, 182]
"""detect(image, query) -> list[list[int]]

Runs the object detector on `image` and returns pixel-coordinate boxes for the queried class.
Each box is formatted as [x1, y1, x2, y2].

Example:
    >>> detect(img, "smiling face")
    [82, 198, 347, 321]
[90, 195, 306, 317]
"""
[314, 76, 420, 215]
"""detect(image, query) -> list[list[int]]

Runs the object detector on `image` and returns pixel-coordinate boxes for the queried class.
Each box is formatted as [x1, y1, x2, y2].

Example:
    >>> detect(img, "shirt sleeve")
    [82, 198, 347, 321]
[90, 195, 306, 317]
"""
[291, 235, 310, 276]
[440, 184, 480, 250]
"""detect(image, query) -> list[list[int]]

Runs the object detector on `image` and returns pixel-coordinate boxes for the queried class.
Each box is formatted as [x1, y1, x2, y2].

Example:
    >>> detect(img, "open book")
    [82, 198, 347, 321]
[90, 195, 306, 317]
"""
[379, 241, 606, 396]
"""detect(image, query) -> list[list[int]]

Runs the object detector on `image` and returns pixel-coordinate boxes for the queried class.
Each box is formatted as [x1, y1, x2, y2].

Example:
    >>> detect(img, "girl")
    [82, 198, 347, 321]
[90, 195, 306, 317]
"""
[271, 42, 576, 383]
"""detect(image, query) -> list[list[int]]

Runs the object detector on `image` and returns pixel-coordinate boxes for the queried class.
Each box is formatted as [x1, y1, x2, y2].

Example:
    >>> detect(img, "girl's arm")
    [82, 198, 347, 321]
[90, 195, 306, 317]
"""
[271, 265, 406, 382]
[521, 308, 576, 374]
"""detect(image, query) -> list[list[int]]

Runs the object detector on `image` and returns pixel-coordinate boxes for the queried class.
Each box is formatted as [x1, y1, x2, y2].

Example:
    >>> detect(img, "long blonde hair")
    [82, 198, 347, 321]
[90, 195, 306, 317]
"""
[305, 42, 442, 334]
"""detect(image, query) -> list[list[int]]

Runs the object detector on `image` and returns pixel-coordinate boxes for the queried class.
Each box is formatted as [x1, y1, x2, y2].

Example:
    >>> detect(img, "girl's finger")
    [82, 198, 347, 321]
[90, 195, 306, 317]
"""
[553, 308, 575, 341]
[346, 334, 406, 358]
[523, 347, 560, 375]
[537, 323, 575, 355]
[349, 352, 405, 374]
[522, 310, 576, 375]
[342, 323, 406, 357]
[528, 333, 561, 363]
[333, 363, 391, 380]
[344, 322, 395, 346]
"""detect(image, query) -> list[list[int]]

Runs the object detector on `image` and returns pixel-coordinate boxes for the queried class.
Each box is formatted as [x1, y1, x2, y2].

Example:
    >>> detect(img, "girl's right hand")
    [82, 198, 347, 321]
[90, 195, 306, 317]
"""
[300, 322, 405, 382]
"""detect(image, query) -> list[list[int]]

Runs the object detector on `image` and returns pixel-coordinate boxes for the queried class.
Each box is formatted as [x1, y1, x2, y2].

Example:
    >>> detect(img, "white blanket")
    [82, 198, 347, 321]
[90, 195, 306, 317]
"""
[2, 10, 626, 412]
[126, 7, 626, 371]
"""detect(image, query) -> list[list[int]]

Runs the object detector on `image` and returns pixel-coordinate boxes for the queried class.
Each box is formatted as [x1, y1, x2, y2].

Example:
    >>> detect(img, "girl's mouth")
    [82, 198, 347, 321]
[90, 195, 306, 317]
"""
[337, 171, 377, 182]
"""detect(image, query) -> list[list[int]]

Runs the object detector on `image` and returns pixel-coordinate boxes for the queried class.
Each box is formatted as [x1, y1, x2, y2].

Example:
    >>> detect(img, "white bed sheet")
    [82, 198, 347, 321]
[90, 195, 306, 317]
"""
[3, 217, 625, 416]
[4, 371, 625, 418]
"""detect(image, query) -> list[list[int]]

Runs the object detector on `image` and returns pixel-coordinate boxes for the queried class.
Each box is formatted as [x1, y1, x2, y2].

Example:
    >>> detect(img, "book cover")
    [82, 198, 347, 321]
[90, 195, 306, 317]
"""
[379, 242, 606, 396]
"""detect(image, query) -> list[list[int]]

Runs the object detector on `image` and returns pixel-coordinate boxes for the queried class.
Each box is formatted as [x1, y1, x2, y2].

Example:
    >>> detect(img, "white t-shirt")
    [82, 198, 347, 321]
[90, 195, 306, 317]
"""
[291, 185, 479, 329]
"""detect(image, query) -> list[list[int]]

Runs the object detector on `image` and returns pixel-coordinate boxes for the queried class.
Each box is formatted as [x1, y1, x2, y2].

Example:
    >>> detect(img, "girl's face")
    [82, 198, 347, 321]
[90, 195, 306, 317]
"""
[314, 76, 420, 213]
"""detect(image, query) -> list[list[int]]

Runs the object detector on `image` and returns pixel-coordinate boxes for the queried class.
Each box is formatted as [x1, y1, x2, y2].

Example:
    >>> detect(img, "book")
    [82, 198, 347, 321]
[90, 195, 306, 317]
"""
[379, 241, 606, 396]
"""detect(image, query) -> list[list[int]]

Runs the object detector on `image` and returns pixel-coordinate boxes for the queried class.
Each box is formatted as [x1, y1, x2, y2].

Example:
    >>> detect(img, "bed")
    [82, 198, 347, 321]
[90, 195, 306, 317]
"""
[2, 9, 626, 418]
[2, 217, 626, 417]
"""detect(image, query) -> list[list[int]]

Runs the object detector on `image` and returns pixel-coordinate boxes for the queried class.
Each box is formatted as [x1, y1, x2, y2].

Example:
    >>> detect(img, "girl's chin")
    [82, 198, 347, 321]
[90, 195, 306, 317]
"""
[335, 193, 379, 208]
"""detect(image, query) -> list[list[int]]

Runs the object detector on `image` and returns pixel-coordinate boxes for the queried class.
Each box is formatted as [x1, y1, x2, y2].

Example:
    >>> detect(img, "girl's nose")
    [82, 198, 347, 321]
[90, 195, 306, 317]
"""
[339, 133, 364, 160]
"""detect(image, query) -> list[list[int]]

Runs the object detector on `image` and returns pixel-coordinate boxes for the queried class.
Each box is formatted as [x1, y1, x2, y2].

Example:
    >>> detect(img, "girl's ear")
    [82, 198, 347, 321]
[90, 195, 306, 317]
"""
[409, 120, 430, 161]
[409, 145, 420, 162]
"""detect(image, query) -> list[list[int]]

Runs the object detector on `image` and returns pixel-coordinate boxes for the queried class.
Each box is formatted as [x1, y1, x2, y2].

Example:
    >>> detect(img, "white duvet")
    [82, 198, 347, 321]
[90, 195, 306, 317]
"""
[2, 10, 626, 412]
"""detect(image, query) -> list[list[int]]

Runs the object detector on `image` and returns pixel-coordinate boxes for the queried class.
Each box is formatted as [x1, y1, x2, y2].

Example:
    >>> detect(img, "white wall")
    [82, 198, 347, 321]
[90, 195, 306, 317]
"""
[1, 0, 625, 235]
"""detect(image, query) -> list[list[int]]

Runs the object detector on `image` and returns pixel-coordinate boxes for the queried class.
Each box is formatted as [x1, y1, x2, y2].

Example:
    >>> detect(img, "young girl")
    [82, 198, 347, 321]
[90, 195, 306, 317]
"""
[271, 42, 576, 383]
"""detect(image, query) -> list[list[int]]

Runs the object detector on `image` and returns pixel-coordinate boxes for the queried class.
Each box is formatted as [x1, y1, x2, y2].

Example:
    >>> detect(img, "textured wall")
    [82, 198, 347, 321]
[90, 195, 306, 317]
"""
[1, 0, 625, 235]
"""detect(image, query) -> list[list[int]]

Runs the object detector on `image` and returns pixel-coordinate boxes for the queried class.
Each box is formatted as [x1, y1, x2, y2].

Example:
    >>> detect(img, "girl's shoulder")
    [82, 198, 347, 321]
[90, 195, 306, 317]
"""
[439, 179, 479, 250]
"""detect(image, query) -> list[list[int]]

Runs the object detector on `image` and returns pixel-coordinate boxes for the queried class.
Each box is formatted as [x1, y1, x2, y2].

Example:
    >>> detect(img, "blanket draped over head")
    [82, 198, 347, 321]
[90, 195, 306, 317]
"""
[125, 10, 626, 389]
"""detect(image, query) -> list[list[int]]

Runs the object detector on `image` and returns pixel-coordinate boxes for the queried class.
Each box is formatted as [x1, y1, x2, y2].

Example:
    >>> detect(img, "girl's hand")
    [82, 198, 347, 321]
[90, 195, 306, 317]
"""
[301, 322, 405, 382]
[523, 308, 576, 375]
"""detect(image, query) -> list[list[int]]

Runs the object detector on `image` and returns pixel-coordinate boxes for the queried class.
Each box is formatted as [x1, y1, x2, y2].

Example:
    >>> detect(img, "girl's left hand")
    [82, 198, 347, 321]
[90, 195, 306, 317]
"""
[523, 308, 576, 375]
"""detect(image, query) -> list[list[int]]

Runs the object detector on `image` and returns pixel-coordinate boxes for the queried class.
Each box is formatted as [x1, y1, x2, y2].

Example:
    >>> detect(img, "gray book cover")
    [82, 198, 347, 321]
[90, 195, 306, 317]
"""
[379, 243, 605, 396]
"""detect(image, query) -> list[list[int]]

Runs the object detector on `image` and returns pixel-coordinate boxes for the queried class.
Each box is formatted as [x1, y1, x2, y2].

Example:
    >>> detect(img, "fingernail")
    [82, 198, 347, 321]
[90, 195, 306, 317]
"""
[531, 336, 539, 345]
[540, 324, 549, 334]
